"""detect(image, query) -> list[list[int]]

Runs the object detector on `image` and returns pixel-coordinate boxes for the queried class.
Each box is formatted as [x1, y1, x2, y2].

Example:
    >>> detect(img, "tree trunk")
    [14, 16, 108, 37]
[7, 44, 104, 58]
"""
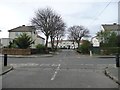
[56, 36, 59, 49]
[77, 39, 81, 49]
[45, 35, 49, 53]
[50, 36, 54, 51]
[77, 42, 80, 49]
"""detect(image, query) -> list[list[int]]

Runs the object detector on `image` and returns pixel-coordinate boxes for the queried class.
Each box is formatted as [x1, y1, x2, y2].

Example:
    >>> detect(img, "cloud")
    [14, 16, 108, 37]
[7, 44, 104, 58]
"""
[0, 0, 119, 38]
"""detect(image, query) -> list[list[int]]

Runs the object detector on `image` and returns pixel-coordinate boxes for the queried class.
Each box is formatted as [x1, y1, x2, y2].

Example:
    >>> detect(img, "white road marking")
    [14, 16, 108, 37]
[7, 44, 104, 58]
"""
[10, 63, 39, 67]
[40, 64, 51, 66]
[85, 64, 94, 66]
[51, 64, 58, 66]
[10, 63, 116, 70]
[51, 64, 61, 81]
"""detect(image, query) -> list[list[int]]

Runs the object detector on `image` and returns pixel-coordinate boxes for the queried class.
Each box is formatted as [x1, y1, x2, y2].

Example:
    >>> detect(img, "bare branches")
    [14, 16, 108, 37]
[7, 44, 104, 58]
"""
[31, 8, 54, 36]
[68, 25, 89, 48]
[31, 7, 66, 50]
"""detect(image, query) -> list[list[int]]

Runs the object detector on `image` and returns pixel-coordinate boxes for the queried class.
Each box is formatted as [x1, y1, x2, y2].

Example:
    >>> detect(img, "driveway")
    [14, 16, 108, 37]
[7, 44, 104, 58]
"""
[2, 50, 119, 88]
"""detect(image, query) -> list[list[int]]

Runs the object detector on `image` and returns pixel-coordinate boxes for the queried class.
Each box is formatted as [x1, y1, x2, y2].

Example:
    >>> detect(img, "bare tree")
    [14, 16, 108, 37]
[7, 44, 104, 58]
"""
[67, 35, 75, 49]
[50, 16, 66, 50]
[55, 28, 65, 49]
[31, 7, 65, 51]
[68, 25, 89, 48]
[31, 8, 56, 51]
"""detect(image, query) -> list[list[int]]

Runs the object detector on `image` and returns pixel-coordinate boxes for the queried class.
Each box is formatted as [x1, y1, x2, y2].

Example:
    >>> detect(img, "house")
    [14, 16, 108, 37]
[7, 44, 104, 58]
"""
[0, 38, 12, 48]
[91, 36, 100, 47]
[8, 25, 45, 48]
[101, 23, 120, 35]
[48, 40, 83, 49]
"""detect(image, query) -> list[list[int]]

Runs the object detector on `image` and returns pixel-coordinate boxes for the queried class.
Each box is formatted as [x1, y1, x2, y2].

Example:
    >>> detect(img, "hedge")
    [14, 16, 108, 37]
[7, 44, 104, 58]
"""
[100, 47, 120, 55]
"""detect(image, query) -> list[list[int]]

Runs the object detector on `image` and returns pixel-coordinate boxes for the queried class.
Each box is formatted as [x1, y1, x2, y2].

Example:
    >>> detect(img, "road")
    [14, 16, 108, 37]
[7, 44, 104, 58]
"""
[2, 50, 118, 88]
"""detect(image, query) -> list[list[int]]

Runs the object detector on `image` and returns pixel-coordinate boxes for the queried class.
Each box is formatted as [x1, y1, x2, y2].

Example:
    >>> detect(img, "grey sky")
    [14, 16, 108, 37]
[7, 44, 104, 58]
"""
[0, 0, 119, 39]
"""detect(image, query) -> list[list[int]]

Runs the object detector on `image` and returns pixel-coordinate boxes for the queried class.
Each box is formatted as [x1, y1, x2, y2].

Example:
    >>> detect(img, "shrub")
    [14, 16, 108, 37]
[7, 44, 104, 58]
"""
[36, 44, 46, 54]
[8, 40, 17, 48]
[14, 33, 34, 49]
[78, 40, 91, 54]
[7, 33, 34, 49]
[100, 47, 120, 55]
[36, 44, 45, 49]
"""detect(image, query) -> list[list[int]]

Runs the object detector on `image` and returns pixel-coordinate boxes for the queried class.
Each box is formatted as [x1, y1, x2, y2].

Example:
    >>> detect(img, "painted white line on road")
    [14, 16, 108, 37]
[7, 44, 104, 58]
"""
[40, 64, 50, 66]
[85, 64, 94, 66]
[51, 64, 59, 66]
[51, 64, 61, 81]
[10, 63, 39, 68]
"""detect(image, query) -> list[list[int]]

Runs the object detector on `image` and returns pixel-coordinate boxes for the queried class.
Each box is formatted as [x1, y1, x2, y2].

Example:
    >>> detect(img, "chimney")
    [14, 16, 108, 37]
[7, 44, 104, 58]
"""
[113, 23, 117, 25]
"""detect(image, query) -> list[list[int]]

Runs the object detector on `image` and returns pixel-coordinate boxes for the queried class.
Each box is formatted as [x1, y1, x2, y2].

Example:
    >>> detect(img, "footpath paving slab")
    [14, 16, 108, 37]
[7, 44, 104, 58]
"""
[105, 67, 120, 85]
[0, 54, 53, 58]
[93, 55, 117, 58]
[0, 66, 13, 75]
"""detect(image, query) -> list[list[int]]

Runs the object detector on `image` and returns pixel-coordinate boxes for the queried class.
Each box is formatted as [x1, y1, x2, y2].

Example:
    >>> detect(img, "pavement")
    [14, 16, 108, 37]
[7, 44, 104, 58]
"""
[92, 54, 120, 85]
[0, 66, 13, 75]
[93, 55, 119, 86]
[104, 66, 120, 85]
[93, 55, 118, 58]
[0, 54, 53, 58]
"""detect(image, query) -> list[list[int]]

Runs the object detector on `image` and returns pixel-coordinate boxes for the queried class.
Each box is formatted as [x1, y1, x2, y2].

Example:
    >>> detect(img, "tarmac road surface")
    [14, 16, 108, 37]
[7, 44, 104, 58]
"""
[2, 50, 119, 88]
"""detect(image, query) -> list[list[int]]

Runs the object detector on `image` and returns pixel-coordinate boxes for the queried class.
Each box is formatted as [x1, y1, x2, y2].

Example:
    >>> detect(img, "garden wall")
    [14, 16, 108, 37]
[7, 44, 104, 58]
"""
[2, 48, 31, 55]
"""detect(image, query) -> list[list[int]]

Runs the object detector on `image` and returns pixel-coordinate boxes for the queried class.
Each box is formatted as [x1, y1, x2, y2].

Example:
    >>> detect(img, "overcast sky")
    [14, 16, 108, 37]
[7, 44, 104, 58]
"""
[0, 0, 119, 39]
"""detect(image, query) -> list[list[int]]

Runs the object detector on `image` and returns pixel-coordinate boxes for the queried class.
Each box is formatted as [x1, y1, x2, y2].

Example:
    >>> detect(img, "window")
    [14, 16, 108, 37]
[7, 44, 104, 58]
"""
[15, 32, 20, 36]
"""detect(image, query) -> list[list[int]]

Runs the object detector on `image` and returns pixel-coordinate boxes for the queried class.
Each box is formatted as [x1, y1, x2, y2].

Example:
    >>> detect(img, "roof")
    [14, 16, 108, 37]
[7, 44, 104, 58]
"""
[102, 23, 120, 31]
[37, 35, 45, 40]
[8, 25, 36, 32]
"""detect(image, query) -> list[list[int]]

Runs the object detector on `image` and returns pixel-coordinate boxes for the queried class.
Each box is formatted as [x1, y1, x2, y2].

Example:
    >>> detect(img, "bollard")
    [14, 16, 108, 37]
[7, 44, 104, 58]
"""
[116, 54, 119, 67]
[90, 50, 92, 56]
[4, 54, 7, 66]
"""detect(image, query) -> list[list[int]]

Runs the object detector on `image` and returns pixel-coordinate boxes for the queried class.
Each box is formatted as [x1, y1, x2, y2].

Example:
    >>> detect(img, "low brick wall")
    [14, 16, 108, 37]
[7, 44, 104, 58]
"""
[2, 48, 31, 55]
